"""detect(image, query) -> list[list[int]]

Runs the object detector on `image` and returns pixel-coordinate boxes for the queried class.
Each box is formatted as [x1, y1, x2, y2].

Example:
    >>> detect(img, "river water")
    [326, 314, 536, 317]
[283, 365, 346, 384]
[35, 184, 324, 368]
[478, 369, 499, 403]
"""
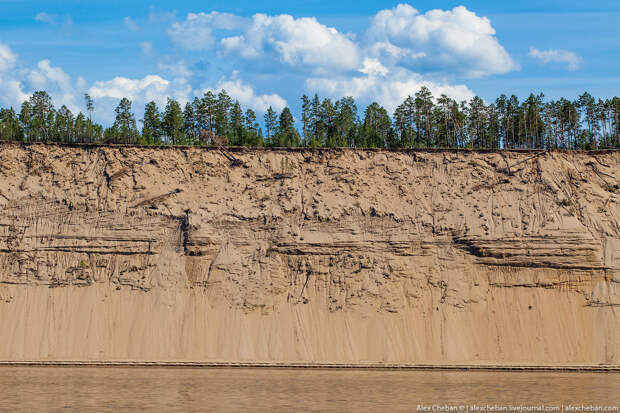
[0, 368, 618, 412]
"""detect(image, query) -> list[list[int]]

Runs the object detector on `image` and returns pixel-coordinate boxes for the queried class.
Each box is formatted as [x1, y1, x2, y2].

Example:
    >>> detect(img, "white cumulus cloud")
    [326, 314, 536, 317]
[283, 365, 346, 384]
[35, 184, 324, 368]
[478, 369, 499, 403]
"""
[0, 45, 83, 112]
[367, 4, 518, 78]
[168, 12, 246, 50]
[0, 42, 17, 73]
[0, 79, 29, 109]
[27, 59, 81, 111]
[359, 58, 389, 77]
[168, 4, 516, 106]
[28, 59, 72, 91]
[221, 13, 361, 73]
[88, 75, 191, 107]
[529, 47, 582, 71]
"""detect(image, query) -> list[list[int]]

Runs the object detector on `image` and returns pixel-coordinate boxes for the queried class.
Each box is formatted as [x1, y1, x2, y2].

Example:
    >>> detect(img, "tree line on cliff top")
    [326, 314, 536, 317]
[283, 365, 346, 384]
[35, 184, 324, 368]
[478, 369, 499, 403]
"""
[0, 89, 619, 149]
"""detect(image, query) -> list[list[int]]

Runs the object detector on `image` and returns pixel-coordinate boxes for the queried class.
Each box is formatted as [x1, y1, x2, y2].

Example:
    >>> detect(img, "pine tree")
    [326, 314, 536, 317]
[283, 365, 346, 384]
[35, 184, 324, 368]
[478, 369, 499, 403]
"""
[244, 109, 256, 131]
[336, 96, 357, 147]
[301, 94, 311, 144]
[28, 91, 55, 142]
[486, 103, 500, 149]
[505, 95, 520, 148]
[244, 109, 261, 146]
[311, 94, 323, 145]
[19, 101, 33, 141]
[162, 98, 184, 145]
[200, 91, 217, 132]
[229, 100, 243, 145]
[192, 97, 204, 132]
[110, 97, 139, 144]
[264, 107, 277, 142]
[466, 96, 487, 148]
[273, 107, 300, 147]
[612, 96, 620, 147]
[394, 96, 417, 147]
[577, 92, 598, 148]
[83, 93, 95, 143]
[0, 108, 23, 141]
[215, 90, 231, 137]
[74, 112, 88, 142]
[53, 105, 74, 143]
[142, 101, 162, 145]
[415, 86, 434, 147]
[182, 102, 197, 144]
[361, 102, 391, 148]
[84, 93, 94, 122]
[436, 94, 455, 147]
[321, 98, 337, 147]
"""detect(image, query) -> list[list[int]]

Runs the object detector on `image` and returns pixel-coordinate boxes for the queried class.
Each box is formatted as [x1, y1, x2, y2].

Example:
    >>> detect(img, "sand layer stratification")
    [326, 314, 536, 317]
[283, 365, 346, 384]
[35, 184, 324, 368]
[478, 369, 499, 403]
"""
[0, 144, 618, 365]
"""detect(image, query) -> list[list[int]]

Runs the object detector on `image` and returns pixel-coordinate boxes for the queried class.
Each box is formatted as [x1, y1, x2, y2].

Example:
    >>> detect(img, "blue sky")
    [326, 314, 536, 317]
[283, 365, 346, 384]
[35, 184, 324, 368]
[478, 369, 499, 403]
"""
[0, 0, 618, 125]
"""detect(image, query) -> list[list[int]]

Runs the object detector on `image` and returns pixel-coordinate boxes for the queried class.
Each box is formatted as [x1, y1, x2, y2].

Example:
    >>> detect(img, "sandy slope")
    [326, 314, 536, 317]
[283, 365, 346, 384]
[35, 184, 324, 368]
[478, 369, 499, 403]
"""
[0, 143, 618, 364]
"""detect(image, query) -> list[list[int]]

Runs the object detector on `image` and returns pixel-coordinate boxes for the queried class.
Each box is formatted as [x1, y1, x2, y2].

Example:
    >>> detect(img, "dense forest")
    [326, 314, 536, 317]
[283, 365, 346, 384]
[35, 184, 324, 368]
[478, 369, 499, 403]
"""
[0, 89, 618, 149]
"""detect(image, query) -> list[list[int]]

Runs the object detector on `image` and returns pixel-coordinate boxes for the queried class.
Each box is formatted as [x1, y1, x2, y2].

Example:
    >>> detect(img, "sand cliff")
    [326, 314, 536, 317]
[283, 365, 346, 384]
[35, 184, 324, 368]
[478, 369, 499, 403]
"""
[0, 143, 618, 365]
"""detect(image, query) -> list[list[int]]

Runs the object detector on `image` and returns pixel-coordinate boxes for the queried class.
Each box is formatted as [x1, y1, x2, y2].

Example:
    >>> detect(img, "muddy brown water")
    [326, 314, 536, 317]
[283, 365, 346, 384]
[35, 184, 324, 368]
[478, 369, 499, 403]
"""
[0, 368, 619, 412]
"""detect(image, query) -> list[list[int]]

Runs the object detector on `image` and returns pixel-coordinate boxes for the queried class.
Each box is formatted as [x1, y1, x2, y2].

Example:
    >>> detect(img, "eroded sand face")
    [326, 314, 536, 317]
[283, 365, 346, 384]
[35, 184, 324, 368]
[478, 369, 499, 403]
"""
[0, 144, 618, 364]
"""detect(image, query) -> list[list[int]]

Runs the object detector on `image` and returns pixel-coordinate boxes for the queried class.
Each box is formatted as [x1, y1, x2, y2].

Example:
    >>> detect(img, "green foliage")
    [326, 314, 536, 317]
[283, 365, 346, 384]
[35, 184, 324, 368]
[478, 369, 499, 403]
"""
[2, 91, 102, 143]
[106, 97, 140, 144]
[1, 89, 619, 150]
[229, 100, 244, 145]
[182, 102, 197, 144]
[264, 107, 277, 140]
[361, 102, 391, 148]
[0, 108, 23, 141]
[23, 91, 55, 141]
[162, 98, 184, 145]
[142, 101, 162, 145]
[269, 107, 300, 147]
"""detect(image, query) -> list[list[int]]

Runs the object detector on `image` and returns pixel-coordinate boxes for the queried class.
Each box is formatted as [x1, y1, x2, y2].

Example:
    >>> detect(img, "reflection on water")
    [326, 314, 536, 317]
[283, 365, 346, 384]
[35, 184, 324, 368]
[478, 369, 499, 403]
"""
[0, 367, 618, 412]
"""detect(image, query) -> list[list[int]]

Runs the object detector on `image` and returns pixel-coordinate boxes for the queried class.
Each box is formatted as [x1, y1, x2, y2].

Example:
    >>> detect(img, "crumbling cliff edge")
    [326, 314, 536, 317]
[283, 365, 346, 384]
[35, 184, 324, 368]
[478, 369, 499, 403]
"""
[0, 143, 618, 365]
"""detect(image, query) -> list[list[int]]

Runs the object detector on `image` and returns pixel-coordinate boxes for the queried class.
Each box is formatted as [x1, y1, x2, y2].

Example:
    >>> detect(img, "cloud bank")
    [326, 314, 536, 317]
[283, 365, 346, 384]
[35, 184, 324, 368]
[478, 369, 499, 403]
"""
[0, 42, 78, 112]
[167, 3, 516, 108]
[1, 4, 520, 125]
[220, 14, 361, 74]
[367, 4, 518, 78]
